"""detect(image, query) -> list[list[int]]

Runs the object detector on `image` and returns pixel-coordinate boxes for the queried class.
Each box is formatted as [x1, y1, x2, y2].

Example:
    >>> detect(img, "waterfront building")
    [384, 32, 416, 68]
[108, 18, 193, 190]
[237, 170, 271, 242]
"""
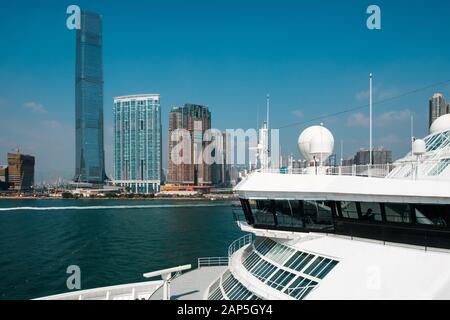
[343, 147, 392, 166]
[168, 104, 212, 186]
[0, 165, 8, 191]
[429, 93, 448, 129]
[212, 131, 232, 187]
[113, 94, 162, 194]
[355, 147, 392, 165]
[7, 153, 35, 191]
[75, 11, 106, 184]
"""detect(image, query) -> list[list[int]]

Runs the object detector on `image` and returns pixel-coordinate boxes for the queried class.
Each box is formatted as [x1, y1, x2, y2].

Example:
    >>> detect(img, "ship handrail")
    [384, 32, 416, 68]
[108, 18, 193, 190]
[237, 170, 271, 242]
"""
[198, 257, 229, 268]
[228, 234, 254, 258]
[256, 164, 394, 178]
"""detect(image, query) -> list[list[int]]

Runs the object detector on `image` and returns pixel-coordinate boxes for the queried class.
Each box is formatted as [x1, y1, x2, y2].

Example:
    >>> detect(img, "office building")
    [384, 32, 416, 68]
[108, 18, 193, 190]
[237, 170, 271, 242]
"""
[7, 153, 35, 191]
[75, 11, 106, 183]
[0, 165, 8, 191]
[168, 104, 212, 185]
[343, 147, 392, 166]
[211, 131, 232, 187]
[113, 94, 162, 193]
[429, 93, 448, 129]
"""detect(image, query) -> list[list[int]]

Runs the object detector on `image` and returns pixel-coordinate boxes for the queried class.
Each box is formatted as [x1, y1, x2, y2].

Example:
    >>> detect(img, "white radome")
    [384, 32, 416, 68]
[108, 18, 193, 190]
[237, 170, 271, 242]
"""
[430, 114, 450, 135]
[412, 139, 426, 156]
[298, 125, 335, 162]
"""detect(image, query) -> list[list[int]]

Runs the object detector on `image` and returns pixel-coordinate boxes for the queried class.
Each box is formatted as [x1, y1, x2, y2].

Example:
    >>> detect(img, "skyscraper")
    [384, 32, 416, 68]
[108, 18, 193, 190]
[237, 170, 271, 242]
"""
[211, 131, 232, 187]
[0, 165, 9, 191]
[429, 93, 448, 129]
[75, 11, 106, 183]
[168, 104, 212, 186]
[7, 152, 35, 191]
[113, 95, 162, 193]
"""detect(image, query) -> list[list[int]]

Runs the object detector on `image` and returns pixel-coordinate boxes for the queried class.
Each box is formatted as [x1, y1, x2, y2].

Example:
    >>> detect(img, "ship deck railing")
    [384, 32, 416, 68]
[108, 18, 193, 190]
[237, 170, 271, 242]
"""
[198, 257, 229, 268]
[257, 164, 394, 178]
[228, 234, 254, 258]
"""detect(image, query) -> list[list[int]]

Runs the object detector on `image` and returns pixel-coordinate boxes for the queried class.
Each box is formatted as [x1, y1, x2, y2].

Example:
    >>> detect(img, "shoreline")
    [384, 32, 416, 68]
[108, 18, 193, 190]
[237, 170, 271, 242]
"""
[0, 196, 238, 201]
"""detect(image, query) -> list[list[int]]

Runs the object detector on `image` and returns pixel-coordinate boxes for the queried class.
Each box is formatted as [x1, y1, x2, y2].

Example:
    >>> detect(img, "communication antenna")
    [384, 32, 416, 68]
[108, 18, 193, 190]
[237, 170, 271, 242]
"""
[266, 94, 270, 131]
[256, 107, 259, 131]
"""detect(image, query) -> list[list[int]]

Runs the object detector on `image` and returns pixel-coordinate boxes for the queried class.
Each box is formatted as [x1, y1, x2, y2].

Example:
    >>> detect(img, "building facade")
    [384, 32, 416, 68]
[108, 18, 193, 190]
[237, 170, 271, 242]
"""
[168, 104, 212, 185]
[7, 153, 35, 191]
[343, 148, 392, 166]
[212, 131, 232, 187]
[429, 93, 448, 129]
[0, 165, 8, 191]
[75, 11, 106, 184]
[113, 94, 162, 193]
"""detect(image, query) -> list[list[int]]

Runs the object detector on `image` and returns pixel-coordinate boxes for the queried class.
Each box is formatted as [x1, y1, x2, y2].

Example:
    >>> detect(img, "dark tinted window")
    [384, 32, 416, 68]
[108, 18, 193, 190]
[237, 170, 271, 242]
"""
[385, 203, 411, 223]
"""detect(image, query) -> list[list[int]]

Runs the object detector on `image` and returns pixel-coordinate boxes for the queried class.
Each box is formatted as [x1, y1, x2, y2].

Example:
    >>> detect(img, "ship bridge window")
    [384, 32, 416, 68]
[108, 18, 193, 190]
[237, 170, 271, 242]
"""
[359, 202, 383, 222]
[415, 204, 450, 227]
[385, 203, 411, 223]
[253, 200, 334, 231]
[339, 201, 359, 219]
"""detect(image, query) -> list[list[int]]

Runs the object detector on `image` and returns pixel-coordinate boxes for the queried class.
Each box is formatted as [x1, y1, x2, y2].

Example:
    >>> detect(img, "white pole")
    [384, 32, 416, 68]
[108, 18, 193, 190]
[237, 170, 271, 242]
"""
[369, 73, 373, 166]
[266, 94, 270, 131]
[411, 112, 415, 149]
[266, 94, 270, 169]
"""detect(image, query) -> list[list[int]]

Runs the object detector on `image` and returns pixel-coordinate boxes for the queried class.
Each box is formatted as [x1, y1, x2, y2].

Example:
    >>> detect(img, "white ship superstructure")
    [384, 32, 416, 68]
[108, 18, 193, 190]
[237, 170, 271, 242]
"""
[38, 114, 450, 300]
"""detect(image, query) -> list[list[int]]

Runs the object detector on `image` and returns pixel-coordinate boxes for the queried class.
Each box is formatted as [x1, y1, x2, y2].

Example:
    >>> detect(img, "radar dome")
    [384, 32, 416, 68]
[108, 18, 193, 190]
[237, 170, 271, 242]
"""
[430, 114, 450, 135]
[298, 125, 334, 162]
[412, 139, 426, 156]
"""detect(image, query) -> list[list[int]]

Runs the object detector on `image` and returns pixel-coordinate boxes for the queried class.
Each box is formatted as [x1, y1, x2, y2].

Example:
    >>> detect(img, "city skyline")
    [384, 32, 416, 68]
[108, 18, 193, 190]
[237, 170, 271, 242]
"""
[1, 1, 450, 183]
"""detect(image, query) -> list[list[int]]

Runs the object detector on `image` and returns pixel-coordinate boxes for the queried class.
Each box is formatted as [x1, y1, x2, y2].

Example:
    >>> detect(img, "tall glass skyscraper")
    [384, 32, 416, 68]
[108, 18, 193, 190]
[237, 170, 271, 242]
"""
[113, 95, 162, 193]
[75, 11, 106, 183]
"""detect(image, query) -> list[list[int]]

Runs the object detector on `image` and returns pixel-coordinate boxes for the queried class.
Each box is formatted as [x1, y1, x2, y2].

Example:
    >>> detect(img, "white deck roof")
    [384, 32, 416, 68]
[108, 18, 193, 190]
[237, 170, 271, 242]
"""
[235, 172, 450, 204]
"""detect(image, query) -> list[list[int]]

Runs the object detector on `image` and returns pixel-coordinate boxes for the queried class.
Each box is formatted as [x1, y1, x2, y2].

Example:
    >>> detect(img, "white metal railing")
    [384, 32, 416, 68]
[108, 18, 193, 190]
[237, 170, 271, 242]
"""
[35, 280, 163, 300]
[257, 164, 393, 178]
[228, 234, 253, 258]
[198, 257, 229, 268]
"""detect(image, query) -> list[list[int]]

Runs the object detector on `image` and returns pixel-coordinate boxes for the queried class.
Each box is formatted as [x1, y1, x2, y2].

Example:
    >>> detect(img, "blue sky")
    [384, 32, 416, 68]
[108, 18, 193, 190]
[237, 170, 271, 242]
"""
[1, 0, 450, 183]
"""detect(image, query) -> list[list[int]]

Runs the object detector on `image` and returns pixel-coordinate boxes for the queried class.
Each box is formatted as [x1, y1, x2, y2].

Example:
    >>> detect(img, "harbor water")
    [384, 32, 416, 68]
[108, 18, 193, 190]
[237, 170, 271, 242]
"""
[0, 199, 243, 300]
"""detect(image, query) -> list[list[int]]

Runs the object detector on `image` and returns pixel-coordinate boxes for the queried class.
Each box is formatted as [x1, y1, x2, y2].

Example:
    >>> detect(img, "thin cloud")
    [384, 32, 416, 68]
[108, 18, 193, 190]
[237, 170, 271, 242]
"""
[354, 87, 401, 102]
[291, 110, 304, 118]
[379, 134, 404, 146]
[23, 101, 47, 114]
[346, 110, 411, 128]
[42, 120, 62, 129]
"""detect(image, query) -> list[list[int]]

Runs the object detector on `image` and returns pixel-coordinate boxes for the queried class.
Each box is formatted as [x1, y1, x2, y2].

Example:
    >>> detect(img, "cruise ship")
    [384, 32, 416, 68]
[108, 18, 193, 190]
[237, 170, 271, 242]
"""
[37, 114, 450, 300]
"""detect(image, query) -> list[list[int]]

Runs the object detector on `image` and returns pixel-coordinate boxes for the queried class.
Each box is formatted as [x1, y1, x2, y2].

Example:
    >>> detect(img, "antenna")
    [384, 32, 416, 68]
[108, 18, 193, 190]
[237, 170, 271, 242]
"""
[340, 140, 344, 166]
[369, 73, 373, 166]
[266, 94, 270, 131]
[256, 106, 259, 131]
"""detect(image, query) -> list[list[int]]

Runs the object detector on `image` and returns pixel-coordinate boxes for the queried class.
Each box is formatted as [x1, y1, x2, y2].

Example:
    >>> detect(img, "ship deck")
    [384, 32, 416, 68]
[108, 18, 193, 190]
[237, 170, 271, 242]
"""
[149, 266, 227, 300]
